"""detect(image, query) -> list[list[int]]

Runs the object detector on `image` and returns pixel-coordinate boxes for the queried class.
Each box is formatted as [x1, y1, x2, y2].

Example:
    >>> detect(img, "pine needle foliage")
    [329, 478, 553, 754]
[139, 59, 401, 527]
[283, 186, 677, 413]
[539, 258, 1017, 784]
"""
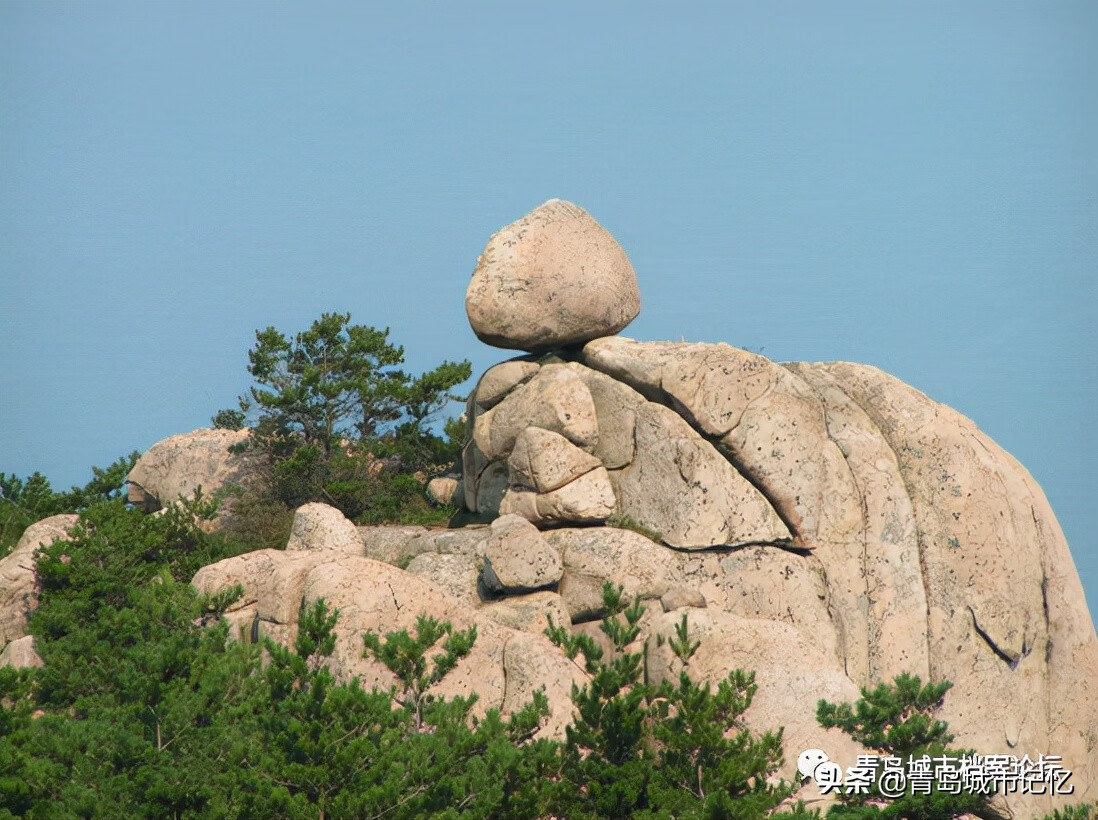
[816, 674, 1007, 819]
[547, 582, 803, 819]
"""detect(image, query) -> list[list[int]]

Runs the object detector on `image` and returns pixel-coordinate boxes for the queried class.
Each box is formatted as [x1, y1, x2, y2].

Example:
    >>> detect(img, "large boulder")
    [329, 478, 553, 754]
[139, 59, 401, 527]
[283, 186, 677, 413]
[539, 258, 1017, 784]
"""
[613, 401, 790, 549]
[465, 199, 641, 352]
[790, 361, 1098, 813]
[0, 514, 78, 649]
[126, 427, 265, 514]
[507, 426, 603, 494]
[582, 337, 856, 548]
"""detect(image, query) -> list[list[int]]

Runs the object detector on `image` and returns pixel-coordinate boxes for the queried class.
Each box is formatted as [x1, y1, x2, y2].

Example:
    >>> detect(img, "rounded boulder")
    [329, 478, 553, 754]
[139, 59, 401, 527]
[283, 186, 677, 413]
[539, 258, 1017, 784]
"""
[465, 199, 640, 352]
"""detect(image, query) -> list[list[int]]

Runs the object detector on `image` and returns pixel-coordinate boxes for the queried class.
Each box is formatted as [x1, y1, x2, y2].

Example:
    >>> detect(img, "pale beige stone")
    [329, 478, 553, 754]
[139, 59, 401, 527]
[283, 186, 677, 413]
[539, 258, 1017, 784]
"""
[480, 514, 563, 593]
[564, 362, 641, 469]
[192, 547, 576, 736]
[473, 360, 541, 410]
[0, 514, 78, 646]
[465, 199, 640, 352]
[358, 525, 430, 565]
[481, 591, 571, 633]
[508, 426, 603, 494]
[612, 402, 790, 549]
[0, 635, 43, 669]
[659, 586, 707, 612]
[405, 526, 490, 557]
[533, 467, 616, 523]
[582, 338, 853, 547]
[546, 527, 682, 621]
[425, 475, 463, 508]
[126, 427, 264, 514]
[498, 488, 540, 521]
[406, 552, 484, 607]
[785, 362, 929, 684]
[473, 365, 599, 462]
[646, 609, 867, 791]
[285, 502, 362, 555]
[501, 630, 588, 739]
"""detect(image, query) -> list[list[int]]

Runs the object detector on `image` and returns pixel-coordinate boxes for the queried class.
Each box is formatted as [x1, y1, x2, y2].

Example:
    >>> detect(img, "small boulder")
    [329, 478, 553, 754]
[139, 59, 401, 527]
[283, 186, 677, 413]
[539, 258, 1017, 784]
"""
[465, 199, 641, 352]
[285, 502, 362, 555]
[472, 360, 541, 410]
[0, 635, 44, 669]
[425, 476, 463, 508]
[480, 514, 563, 593]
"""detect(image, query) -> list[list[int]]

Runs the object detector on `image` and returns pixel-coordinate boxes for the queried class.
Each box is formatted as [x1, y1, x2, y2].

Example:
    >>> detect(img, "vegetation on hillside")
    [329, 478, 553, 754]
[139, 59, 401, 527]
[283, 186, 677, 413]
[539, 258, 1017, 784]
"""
[2, 319, 1090, 817]
[0, 453, 138, 557]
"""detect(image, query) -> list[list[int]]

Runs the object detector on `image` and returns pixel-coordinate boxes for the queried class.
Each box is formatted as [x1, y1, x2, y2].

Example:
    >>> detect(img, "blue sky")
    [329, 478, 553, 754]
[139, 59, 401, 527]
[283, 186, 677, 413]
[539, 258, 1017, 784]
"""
[1, 2, 1094, 621]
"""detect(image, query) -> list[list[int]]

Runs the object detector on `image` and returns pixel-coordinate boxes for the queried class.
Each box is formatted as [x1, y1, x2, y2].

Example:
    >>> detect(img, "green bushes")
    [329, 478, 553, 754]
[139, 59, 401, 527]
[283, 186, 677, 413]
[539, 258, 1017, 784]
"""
[0, 499, 806, 818]
[0, 452, 138, 556]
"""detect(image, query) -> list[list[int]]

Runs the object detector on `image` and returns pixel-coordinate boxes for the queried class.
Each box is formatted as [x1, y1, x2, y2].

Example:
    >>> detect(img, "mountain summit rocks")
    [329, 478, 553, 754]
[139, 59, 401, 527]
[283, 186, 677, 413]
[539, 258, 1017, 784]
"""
[464, 199, 641, 352]
[10, 198, 1085, 815]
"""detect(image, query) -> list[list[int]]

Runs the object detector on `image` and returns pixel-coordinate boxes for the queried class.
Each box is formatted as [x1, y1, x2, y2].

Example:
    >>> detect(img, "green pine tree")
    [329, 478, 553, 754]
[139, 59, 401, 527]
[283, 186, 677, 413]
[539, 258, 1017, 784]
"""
[816, 674, 1006, 819]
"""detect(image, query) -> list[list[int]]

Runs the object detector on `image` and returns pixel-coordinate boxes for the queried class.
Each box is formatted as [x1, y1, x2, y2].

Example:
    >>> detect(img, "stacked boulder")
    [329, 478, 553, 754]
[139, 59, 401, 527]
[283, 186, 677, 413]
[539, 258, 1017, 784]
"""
[449, 198, 1098, 815]
[461, 200, 791, 550]
[85, 197, 1096, 815]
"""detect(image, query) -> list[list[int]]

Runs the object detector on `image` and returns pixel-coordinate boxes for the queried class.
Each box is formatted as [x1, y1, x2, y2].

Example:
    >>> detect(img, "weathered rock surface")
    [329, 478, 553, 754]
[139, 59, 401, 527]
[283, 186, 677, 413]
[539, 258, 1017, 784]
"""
[480, 514, 563, 593]
[285, 502, 362, 555]
[613, 402, 790, 549]
[452, 334, 1098, 813]
[507, 427, 603, 494]
[0, 635, 44, 669]
[191, 548, 583, 737]
[126, 427, 264, 515]
[465, 199, 640, 352]
[425, 475, 463, 508]
[473, 365, 599, 462]
[471, 359, 541, 411]
[792, 361, 1098, 812]
[546, 527, 684, 621]
[481, 591, 571, 634]
[646, 609, 867, 785]
[582, 337, 855, 547]
[358, 525, 430, 565]
[0, 514, 78, 648]
[406, 552, 485, 607]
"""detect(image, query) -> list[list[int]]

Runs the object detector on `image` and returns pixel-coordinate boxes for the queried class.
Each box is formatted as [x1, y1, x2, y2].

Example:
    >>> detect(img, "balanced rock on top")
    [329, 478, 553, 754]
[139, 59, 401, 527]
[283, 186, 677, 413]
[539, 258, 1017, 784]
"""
[465, 199, 641, 352]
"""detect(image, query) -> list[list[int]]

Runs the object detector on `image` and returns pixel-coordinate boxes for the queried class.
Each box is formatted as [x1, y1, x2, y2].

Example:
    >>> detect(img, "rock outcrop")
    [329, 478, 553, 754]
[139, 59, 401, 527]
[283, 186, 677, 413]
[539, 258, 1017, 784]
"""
[285, 502, 363, 555]
[454, 200, 1097, 814]
[192, 547, 584, 739]
[92, 197, 1091, 815]
[0, 635, 44, 669]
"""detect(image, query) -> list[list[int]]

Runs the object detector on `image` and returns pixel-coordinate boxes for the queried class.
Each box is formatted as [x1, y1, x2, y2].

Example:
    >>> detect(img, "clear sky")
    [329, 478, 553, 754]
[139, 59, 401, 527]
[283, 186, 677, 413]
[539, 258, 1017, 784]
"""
[2, 2, 1094, 623]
